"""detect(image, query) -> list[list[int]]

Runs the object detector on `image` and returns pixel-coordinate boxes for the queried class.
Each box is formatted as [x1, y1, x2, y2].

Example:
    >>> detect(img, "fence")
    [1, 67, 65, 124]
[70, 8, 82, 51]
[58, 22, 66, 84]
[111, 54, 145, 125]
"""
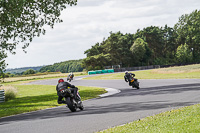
[0, 89, 5, 103]
[88, 69, 115, 75]
[114, 65, 160, 72]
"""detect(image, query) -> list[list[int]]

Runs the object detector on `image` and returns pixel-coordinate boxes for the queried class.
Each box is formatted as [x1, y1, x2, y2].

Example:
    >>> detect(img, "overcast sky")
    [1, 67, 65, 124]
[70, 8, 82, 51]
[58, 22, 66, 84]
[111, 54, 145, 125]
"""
[5, 0, 200, 69]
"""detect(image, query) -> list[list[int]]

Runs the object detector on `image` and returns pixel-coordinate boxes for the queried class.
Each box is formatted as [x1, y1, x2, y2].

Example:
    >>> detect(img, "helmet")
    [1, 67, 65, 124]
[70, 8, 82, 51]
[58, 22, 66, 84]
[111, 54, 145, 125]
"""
[58, 79, 64, 83]
[125, 71, 128, 74]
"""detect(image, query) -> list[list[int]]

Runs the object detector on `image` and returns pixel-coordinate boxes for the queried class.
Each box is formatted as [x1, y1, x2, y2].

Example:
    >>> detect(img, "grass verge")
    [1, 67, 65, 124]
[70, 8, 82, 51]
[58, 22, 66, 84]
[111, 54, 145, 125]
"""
[99, 104, 200, 133]
[2, 71, 87, 83]
[84, 64, 200, 80]
[0, 84, 106, 118]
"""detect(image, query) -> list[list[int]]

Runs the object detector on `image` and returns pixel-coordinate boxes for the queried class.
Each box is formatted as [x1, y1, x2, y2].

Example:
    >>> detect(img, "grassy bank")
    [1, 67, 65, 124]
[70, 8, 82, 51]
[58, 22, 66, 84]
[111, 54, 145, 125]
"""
[99, 104, 200, 133]
[94, 64, 200, 132]
[2, 71, 87, 83]
[0, 84, 106, 118]
[84, 64, 200, 80]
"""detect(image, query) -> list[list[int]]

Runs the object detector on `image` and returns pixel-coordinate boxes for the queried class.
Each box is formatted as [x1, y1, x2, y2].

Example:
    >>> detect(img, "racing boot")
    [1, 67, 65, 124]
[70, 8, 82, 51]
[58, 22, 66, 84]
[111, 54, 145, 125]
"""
[76, 95, 82, 105]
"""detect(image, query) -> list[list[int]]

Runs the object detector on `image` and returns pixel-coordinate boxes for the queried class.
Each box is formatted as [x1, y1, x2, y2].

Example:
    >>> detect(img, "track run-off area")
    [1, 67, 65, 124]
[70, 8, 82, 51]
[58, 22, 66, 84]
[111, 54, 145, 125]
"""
[1, 75, 200, 133]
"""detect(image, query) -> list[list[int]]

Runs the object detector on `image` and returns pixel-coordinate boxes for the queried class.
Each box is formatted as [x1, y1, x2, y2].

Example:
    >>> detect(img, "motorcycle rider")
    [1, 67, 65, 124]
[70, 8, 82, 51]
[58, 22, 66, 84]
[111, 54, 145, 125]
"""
[67, 72, 74, 81]
[56, 78, 81, 104]
[124, 71, 135, 86]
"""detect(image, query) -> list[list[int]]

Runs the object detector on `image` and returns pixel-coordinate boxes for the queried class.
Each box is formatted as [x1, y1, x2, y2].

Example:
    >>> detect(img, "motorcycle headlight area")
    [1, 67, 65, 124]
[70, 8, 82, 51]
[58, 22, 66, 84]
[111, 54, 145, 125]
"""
[59, 89, 65, 93]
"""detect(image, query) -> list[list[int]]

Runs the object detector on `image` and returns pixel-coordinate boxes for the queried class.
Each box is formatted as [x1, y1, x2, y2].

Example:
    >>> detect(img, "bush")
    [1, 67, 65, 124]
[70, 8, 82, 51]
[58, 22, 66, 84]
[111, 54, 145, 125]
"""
[0, 86, 18, 101]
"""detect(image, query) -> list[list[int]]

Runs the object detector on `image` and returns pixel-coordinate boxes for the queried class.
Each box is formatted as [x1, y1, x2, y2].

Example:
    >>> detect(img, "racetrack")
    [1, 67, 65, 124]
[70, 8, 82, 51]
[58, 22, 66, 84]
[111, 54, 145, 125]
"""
[1, 75, 200, 133]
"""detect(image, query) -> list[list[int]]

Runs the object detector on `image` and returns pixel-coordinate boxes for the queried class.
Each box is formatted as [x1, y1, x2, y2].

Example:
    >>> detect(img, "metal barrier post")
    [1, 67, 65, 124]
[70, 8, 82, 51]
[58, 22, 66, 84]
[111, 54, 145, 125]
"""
[0, 89, 5, 103]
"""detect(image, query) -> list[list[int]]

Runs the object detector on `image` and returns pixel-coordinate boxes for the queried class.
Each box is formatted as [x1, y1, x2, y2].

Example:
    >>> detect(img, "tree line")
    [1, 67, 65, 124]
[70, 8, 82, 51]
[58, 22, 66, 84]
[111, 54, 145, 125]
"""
[3, 59, 83, 78]
[82, 10, 200, 71]
[39, 59, 83, 73]
[1, 0, 200, 78]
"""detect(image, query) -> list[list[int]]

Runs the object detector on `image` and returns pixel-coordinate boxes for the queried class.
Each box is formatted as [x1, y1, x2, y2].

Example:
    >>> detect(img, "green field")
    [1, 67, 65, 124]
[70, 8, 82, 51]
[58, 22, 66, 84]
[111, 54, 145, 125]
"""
[84, 64, 200, 80]
[1, 64, 200, 132]
[0, 84, 106, 118]
[96, 64, 200, 132]
[2, 71, 87, 83]
[99, 104, 200, 133]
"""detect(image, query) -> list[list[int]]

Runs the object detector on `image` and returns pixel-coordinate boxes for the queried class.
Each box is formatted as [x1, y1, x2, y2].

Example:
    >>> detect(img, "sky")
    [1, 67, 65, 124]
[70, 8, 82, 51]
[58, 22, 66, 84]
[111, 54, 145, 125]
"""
[5, 0, 200, 69]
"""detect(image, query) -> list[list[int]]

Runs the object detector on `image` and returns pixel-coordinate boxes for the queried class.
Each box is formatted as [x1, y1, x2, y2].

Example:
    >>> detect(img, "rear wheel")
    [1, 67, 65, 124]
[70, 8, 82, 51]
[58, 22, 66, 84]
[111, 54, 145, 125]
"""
[66, 97, 77, 112]
[134, 81, 140, 89]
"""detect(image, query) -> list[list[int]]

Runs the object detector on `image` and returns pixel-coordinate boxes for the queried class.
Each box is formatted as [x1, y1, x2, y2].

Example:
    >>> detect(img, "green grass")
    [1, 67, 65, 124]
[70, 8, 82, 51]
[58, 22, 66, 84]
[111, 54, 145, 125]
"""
[2, 71, 87, 83]
[84, 64, 200, 80]
[1, 64, 200, 132]
[99, 104, 200, 133]
[0, 84, 106, 118]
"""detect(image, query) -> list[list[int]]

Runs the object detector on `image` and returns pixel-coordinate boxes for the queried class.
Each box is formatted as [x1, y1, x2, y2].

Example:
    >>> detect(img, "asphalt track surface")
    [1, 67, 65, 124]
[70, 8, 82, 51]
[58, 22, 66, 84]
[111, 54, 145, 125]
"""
[1, 75, 200, 133]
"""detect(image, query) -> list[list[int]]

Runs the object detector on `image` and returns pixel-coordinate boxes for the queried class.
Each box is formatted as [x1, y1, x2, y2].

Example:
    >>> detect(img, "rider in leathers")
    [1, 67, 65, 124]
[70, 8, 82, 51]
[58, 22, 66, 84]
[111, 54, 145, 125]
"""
[124, 71, 135, 86]
[56, 79, 81, 104]
[67, 72, 74, 81]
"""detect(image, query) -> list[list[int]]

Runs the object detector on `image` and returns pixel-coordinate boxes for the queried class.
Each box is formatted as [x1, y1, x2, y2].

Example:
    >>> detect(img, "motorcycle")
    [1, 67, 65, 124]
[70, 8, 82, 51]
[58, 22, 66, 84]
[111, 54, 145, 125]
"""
[130, 77, 140, 89]
[67, 75, 73, 82]
[58, 87, 84, 112]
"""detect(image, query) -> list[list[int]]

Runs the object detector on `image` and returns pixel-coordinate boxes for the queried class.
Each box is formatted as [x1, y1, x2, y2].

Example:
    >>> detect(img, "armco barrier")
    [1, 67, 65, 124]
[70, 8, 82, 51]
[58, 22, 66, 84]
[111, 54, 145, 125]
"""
[88, 71, 96, 75]
[107, 69, 114, 73]
[88, 69, 114, 75]
[95, 70, 102, 74]
[114, 65, 160, 72]
[0, 89, 5, 103]
[102, 70, 108, 73]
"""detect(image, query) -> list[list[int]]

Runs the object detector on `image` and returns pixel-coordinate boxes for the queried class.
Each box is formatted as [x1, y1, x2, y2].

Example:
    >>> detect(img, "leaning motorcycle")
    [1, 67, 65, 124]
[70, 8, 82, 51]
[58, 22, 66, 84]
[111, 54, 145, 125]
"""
[58, 87, 84, 112]
[67, 75, 73, 82]
[130, 77, 140, 89]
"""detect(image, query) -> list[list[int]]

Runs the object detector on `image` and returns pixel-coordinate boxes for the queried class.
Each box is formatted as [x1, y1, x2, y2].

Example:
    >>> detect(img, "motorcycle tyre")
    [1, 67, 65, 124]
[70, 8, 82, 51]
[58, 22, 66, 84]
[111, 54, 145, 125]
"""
[65, 97, 77, 112]
[132, 81, 140, 89]
[135, 81, 140, 89]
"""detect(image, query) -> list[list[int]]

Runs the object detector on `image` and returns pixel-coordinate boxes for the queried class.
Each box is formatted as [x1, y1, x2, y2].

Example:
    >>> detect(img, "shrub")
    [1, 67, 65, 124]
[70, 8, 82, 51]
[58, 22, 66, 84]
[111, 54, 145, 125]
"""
[0, 86, 18, 101]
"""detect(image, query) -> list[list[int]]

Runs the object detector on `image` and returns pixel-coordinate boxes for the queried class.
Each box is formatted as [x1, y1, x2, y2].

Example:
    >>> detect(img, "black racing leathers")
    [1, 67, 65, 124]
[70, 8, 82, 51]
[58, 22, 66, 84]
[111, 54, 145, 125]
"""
[124, 73, 135, 86]
[56, 82, 78, 104]
[67, 74, 74, 80]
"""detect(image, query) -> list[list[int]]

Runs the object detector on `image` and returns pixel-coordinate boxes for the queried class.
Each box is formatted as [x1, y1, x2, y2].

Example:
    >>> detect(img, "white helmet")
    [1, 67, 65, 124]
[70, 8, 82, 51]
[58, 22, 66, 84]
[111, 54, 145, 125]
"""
[125, 71, 128, 74]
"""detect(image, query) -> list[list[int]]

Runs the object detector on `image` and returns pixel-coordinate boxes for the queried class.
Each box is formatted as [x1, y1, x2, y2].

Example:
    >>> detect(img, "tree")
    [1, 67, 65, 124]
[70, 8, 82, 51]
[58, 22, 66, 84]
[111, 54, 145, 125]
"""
[39, 59, 83, 73]
[0, 0, 77, 78]
[174, 9, 200, 62]
[134, 26, 163, 59]
[84, 42, 103, 57]
[130, 38, 147, 66]
[23, 69, 36, 75]
[0, 50, 7, 79]
[176, 43, 192, 64]
[83, 31, 134, 70]
[102, 32, 134, 67]
[82, 53, 111, 71]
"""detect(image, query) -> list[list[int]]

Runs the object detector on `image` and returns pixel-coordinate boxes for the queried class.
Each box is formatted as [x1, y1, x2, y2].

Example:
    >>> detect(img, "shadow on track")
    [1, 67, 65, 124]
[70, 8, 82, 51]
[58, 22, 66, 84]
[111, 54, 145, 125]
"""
[114, 83, 200, 97]
[0, 83, 200, 125]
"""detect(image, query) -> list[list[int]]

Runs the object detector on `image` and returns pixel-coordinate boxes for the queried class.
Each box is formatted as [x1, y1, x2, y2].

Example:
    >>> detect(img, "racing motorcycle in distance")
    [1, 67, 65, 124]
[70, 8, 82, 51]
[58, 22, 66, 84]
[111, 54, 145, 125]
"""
[67, 74, 74, 82]
[130, 77, 140, 89]
[58, 87, 84, 112]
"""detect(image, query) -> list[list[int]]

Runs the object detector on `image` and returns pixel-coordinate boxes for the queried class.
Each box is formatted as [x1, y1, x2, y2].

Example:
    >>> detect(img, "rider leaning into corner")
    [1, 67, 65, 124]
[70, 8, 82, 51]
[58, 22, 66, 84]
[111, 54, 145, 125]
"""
[124, 71, 135, 86]
[56, 78, 81, 104]
[69, 72, 74, 79]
